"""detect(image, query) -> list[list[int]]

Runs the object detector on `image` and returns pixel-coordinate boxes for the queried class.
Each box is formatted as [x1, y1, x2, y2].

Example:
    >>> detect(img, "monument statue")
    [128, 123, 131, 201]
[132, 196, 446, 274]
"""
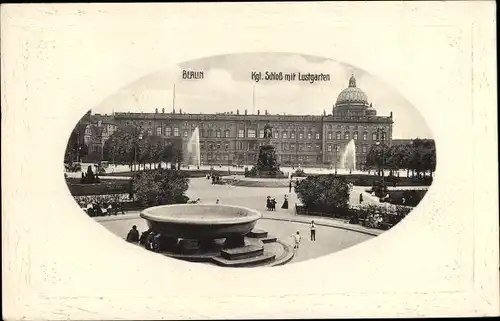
[245, 122, 284, 178]
[263, 123, 272, 140]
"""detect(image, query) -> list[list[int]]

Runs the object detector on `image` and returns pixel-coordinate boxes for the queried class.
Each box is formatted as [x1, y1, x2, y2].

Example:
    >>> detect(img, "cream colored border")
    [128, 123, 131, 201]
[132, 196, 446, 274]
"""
[2, 2, 498, 319]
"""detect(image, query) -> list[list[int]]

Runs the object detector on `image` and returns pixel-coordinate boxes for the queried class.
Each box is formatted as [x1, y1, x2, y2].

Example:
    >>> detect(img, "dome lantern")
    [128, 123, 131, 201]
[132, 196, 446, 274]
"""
[348, 74, 357, 87]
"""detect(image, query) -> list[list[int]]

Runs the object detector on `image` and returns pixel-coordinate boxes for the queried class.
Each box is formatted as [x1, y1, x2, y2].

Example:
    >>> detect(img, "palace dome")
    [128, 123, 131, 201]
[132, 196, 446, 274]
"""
[335, 75, 369, 107]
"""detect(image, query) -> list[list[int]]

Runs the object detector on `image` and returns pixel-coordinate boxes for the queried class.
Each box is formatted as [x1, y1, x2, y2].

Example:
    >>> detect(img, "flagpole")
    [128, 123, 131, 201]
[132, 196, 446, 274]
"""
[252, 83, 255, 114]
[172, 83, 176, 112]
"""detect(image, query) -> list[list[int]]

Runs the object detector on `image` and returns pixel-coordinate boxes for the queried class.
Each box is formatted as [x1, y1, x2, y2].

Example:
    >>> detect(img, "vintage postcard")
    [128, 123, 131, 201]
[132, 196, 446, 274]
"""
[2, 2, 498, 319]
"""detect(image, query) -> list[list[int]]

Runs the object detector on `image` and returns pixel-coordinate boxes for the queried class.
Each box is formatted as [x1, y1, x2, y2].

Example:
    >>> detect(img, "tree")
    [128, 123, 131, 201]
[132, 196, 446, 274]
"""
[295, 175, 350, 212]
[366, 143, 390, 176]
[132, 169, 189, 207]
[65, 124, 88, 163]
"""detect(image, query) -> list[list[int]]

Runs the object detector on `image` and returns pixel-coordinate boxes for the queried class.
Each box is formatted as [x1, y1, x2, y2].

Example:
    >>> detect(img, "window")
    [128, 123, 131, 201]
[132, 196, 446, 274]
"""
[299, 144, 304, 151]
[307, 143, 312, 150]
[328, 132, 332, 140]
[147, 129, 152, 136]
[353, 132, 358, 140]
[274, 132, 279, 139]
[247, 129, 256, 138]
[291, 132, 296, 139]
[362, 145, 367, 153]
[315, 133, 320, 140]
[363, 132, 368, 140]
[208, 143, 213, 149]
[216, 154, 221, 161]
[217, 144, 221, 149]
[308, 132, 312, 139]
[208, 130, 213, 137]
[224, 130, 230, 138]
[216, 130, 221, 138]
[156, 127, 162, 136]
[183, 130, 188, 137]
[381, 132, 386, 141]
[327, 144, 332, 152]
[299, 132, 304, 139]
[200, 143, 204, 149]
[335, 144, 340, 152]
[259, 130, 264, 138]
[372, 132, 378, 141]
[223, 154, 228, 161]
[225, 143, 229, 150]
[335, 132, 341, 140]
[166, 127, 172, 137]
[283, 143, 288, 150]
[85, 126, 91, 135]
[282, 132, 287, 139]
[315, 144, 321, 150]
[344, 132, 350, 140]
[174, 128, 179, 137]
[290, 143, 296, 150]
[200, 129, 205, 137]
[238, 129, 244, 138]
[208, 154, 212, 161]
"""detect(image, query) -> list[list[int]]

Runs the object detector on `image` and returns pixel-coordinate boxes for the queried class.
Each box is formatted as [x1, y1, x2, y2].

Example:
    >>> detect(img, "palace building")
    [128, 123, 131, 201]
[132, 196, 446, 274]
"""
[89, 75, 393, 167]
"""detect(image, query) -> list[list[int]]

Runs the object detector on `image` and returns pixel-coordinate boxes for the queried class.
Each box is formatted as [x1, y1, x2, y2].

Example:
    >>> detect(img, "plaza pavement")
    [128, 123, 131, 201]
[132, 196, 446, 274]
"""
[96, 177, 387, 264]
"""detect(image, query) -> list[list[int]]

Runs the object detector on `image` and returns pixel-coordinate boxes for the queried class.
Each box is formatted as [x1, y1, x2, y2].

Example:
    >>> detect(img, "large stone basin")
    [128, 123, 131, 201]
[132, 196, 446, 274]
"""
[140, 204, 262, 239]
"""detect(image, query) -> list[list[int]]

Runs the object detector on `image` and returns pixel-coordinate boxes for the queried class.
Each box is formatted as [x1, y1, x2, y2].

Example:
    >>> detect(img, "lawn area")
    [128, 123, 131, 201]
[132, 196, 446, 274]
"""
[385, 189, 428, 207]
[66, 178, 132, 196]
[100, 169, 244, 178]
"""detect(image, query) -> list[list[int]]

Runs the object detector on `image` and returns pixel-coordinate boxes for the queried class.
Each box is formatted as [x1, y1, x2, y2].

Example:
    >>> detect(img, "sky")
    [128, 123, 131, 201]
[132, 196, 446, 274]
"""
[93, 52, 432, 139]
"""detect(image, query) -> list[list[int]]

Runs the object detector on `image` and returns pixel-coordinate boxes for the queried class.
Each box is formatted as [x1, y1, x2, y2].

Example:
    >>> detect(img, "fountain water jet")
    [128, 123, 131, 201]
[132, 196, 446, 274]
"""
[341, 139, 357, 172]
[187, 127, 201, 167]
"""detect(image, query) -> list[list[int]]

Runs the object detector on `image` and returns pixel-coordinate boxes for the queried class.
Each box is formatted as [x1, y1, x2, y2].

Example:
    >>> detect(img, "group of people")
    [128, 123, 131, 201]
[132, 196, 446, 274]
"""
[266, 195, 289, 211]
[83, 201, 124, 217]
[126, 226, 162, 252]
[207, 174, 223, 184]
[293, 220, 317, 250]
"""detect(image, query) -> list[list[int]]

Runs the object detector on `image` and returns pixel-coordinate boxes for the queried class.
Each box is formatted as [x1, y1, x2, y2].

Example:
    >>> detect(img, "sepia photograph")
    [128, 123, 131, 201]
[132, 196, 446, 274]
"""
[2, 2, 497, 319]
[65, 53, 436, 267]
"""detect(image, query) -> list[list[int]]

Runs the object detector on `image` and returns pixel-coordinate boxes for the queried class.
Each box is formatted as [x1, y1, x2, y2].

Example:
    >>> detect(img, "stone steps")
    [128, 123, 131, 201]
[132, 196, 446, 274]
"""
[247, 229, 268, 238]
[221, 245, 264, 260]
[261, 235, 277, 244]
[212, 252, 276, 267]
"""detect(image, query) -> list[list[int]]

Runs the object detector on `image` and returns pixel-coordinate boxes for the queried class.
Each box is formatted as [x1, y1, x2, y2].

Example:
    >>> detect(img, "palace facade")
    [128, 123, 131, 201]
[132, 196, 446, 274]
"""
[108, 75, 393, 168]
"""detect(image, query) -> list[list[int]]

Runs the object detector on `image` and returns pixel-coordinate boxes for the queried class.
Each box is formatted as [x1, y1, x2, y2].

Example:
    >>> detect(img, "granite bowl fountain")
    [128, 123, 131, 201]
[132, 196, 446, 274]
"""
[140, 204, 262, 240]
[139, 204, 293, 267]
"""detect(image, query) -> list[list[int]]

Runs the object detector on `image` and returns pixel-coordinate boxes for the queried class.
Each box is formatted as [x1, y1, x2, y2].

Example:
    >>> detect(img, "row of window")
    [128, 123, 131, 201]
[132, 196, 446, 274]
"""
[153, 126, 387, 142]
[326, 144, 369, 153]
[198, 142, 370, 153]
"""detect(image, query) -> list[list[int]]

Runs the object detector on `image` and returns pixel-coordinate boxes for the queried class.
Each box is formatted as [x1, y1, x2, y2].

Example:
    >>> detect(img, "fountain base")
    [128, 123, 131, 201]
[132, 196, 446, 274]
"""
[141, 228, 294, 267]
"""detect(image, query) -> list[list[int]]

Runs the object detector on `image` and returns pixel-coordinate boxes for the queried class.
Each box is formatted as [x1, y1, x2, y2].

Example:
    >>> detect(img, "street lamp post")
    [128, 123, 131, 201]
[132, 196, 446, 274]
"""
[334, 146, 338, 175]
[376, 128, 386, 183]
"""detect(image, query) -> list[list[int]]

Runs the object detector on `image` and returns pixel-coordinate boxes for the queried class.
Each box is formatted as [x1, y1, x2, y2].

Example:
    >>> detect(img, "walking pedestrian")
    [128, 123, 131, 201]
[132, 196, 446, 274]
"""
[294, 231, 301, 249]
[310, 221, 316, 241]
[289, 180, 292, 193]
[126, 225, 140, 243]
[266, 196, 271, 211]
[359, 193, 364, 204]
[281, 194, 289, 209]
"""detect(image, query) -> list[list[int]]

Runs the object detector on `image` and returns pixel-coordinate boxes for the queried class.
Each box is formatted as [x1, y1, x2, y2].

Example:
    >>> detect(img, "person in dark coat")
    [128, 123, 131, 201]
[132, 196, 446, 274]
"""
[281, 195, 289, 209]
[359, 193, 364, 204]
[271, 198, 277, 211]
[289, 181, 292, 193]
[126, 225, 140, 243]
[266, 196, 271, 211]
